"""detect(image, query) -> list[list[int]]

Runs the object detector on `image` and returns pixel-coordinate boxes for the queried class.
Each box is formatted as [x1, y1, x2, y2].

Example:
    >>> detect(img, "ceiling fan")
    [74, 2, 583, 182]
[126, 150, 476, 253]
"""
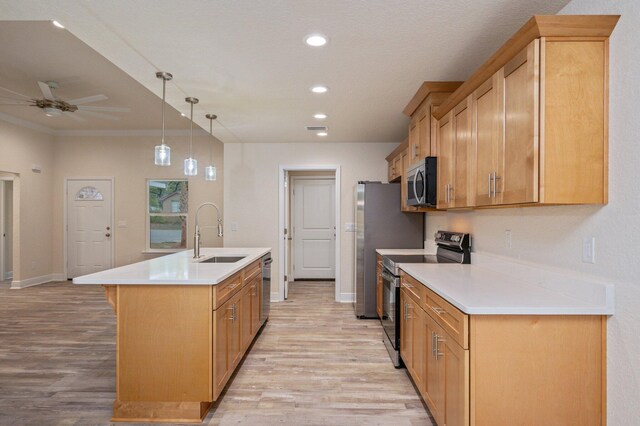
[0, 80, 130, 121]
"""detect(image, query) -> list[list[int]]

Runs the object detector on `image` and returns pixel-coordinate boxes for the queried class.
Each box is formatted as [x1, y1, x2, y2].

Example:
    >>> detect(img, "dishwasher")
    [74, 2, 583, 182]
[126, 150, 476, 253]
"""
[260, 254, 272, 326]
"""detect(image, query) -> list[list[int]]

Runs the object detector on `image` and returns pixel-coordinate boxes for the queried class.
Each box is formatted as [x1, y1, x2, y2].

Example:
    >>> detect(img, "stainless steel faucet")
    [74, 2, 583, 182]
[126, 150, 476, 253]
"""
[194, 202, 223, 258]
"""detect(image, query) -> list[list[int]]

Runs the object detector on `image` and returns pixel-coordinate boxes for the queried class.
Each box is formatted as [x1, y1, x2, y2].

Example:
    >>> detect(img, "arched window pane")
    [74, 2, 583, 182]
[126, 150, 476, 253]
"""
[75, 186, 103, 201]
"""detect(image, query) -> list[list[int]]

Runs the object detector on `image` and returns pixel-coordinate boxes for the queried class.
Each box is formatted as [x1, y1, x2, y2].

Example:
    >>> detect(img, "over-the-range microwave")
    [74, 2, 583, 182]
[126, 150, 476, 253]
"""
[407, 157, 437, 207]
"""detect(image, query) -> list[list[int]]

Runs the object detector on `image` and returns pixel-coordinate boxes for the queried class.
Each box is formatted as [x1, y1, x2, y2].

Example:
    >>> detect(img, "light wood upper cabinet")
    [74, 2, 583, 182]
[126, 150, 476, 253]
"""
[437, 96, 472, 209]
[386, 139, 407, 183]
[434, 15, 618, 209]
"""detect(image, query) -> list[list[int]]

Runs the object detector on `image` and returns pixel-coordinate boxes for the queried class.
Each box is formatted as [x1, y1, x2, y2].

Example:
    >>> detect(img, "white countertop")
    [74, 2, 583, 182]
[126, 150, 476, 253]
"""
[73, 247, 271, 285]
[399, 252, 614, 315]
[376, 248, 436, 256]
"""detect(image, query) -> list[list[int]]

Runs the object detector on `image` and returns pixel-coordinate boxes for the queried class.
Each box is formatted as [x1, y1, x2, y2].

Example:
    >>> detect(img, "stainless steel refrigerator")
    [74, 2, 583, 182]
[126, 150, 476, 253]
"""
[354, 182, 424, 318]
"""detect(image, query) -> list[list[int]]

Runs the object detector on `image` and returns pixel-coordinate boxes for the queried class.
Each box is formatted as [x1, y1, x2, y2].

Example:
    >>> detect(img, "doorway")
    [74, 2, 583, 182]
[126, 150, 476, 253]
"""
[0, 179, 14, 282]
[291, 175, 336, 280]
[65, 178, 114, 278]
[279, 166, 341, 302]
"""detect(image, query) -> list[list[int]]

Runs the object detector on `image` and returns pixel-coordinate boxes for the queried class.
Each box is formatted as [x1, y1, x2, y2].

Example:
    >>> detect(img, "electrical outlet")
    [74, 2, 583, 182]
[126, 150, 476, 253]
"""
[504, 229, 512, 249]
[582, 236, 596, 263]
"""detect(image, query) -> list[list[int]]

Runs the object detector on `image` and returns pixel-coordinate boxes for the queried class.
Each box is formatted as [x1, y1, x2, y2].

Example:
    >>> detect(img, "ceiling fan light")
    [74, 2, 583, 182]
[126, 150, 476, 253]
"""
[205, 165, 217, 181]
[52, 20, 65, 29]
[44, 107, 61, 116]
[184, 157, 198, 176]
[154, 144, 171, 166]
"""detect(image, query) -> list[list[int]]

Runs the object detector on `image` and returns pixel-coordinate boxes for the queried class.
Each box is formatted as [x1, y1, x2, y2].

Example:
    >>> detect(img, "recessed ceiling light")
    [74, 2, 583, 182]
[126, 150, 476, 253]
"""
[52, 20, 65, 29]
[314, 113, 328, 120]
[317, 132, 328, 137]
[304, 34, 327, 47]
[311, 85, 328, 94]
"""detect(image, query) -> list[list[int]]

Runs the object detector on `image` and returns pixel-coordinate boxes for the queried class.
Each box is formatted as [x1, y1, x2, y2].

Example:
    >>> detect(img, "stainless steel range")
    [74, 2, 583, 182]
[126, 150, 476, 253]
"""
[381, 231, 471, 367]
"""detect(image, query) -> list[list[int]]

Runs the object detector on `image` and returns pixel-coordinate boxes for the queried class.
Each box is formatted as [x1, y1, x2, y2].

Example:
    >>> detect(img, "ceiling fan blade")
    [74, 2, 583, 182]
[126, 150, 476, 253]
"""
[63, 111, 86, 122]
[78, 110, 120, 121]
[38, 81, 56, 100]
[68, 94, 108, 105]
[0, 96, 32, 103]
[0, 102, 34, 106]
[0, 86, 33, 100]
[77, 105, 131, 113]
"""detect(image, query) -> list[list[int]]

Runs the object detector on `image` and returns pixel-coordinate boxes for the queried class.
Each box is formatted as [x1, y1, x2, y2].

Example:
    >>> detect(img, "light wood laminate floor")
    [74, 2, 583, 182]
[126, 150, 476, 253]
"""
[0, 280, 433, 425]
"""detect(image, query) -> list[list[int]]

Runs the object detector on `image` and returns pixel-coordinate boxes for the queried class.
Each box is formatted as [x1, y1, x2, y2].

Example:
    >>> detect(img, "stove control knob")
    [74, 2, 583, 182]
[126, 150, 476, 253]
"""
[435, 232, 442, 240]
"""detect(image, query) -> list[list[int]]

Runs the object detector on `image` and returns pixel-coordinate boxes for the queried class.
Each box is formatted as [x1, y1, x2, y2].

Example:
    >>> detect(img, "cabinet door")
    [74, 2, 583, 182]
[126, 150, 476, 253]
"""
[452, 97, 471, 207]
[437, 112, 453, 209]
[500, 39, 539, 204]
[412, 304, 426, 393]
[418, 107, 431, 159]
[228, 294, 242, 369]
[376, 263, 383, 318]
[472, 74, 501, 206]
[213, 302, 231, 398]
[240, 285, 252, 352]
[443, 336, 469, 426]
[424, 313, 445, 426]
[251, 278, 261, 336]
[409, 118, 420, 164]
[399, 290, 413, 372]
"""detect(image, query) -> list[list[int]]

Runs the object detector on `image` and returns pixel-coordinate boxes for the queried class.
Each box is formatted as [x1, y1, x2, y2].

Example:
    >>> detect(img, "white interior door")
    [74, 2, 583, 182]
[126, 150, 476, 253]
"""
[293, 178, 335, 279]
[0, 179, 14, 281]
[67, 179, 113, 278]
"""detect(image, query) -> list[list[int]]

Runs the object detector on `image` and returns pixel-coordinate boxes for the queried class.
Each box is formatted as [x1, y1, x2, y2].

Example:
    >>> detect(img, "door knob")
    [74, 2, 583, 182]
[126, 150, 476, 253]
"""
[105, 233, 111, 237]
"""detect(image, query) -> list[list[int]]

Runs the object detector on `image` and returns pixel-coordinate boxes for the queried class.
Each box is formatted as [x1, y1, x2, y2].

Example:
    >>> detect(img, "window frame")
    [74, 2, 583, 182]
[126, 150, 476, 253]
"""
[145, 179, 189, 253]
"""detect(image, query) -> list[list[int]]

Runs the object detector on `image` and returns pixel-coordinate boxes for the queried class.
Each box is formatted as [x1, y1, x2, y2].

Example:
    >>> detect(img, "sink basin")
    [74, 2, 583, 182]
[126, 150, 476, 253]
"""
[198, 256, 246, 263]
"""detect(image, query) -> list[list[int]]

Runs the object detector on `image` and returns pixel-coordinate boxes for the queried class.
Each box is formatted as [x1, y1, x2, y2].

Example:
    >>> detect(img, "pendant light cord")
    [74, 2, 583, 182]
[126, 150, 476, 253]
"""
[161, 77, 166, 145]
[209, 119, 213, 163]
[189, 101, 194, 156]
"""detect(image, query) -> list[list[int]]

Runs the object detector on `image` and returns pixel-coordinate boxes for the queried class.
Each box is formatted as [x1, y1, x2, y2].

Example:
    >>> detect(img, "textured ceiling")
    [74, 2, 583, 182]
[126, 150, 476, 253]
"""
[0, 21, 188, 132]
[0, 0, 570, 143]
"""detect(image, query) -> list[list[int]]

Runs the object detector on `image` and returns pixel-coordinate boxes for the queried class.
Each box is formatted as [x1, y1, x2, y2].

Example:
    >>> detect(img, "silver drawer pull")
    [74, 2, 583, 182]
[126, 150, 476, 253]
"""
[431, 306, 445, 315]
[435, 335, 445, 360]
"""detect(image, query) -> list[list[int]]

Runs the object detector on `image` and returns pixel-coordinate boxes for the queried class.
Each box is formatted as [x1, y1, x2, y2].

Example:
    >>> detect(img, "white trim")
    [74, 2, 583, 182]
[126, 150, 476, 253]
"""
[4, 271, 13, 280]
[278, 165, 341, 303]
[64, 177, 115, 279]
[0, 174, 17, 283]
[11, 273, 65, 289]
[339, 293, 355, 303]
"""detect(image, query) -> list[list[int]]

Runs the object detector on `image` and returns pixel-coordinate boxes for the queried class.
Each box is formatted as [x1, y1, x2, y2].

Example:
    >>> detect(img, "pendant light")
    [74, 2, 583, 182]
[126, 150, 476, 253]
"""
[184, 97, 199, 176]
[204, 113, 217, 181]
[154, 72, 172, 166]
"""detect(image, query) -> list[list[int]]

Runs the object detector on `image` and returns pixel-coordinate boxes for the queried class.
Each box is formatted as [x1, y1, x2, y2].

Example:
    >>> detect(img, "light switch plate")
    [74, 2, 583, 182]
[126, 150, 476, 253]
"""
[582, 236, 595, 263]
[231, 222, 238, 231]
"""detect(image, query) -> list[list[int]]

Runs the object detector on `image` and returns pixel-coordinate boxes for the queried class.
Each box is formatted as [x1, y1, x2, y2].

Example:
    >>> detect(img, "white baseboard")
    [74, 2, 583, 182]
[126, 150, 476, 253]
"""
[11, 273, 66, 289]
[339, 292, 355, 303]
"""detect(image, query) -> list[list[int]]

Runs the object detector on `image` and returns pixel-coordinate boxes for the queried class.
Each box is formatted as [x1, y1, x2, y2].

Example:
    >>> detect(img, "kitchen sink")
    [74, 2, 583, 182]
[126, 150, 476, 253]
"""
[198, 256, 246, 263]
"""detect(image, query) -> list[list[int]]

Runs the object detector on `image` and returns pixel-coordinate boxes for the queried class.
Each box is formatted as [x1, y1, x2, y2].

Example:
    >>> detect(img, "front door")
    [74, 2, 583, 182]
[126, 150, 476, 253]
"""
[292, 178, 335, 280]
[66, 179, 113, 278]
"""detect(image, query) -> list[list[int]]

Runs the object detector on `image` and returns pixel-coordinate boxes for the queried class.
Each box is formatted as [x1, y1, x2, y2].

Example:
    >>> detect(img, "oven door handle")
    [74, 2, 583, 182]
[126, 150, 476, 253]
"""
[382, 269, 400, 287]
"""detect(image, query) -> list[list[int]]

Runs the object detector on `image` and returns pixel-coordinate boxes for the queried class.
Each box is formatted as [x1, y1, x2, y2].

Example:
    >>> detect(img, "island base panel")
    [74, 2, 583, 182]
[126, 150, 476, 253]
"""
[112, 400, 212, 423]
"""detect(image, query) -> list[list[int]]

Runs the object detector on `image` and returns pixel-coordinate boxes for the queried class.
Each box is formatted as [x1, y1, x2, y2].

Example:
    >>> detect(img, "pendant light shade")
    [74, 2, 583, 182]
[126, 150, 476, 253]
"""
[184, 97, 199, 176]
[154, 71, 173, 166]
[205, 113, 217, 181]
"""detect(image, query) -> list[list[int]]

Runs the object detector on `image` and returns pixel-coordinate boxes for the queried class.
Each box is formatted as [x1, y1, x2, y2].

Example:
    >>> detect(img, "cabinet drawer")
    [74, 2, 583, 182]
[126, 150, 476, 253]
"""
[401, 273, 425, 304]
[243, 260, 261, 284]
[424, 286, 468, 349]
[213, 272, 242, 310]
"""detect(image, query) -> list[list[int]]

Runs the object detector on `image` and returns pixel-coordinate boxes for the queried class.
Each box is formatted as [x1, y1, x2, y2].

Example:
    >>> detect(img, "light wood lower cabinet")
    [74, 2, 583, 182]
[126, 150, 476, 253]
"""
[109, 260, 266, 423]
[400, 271, 606, 426]
[376, 255, 383, 318]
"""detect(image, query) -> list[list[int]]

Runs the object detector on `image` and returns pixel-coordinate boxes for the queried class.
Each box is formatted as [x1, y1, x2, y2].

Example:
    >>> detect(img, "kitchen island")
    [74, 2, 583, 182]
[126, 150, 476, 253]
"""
[74, 247, 271, 423]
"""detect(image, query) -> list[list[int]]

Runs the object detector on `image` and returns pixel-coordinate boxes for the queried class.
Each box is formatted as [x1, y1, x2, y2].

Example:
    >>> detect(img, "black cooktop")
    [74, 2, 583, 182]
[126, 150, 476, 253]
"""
[384, 254, 457, 264]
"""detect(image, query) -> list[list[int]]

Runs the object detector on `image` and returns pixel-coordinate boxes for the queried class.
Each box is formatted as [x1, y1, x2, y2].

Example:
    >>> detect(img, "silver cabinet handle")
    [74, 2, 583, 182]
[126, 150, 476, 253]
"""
[493, 172, 501, 197]
[431, 331, 436, 357]
[444, 184, 449, 203]
[227, 305, 234, 321]
[403, 302, 407, 321]
[488, 173, 492, 197]
[435, 334, 445, 360]
[449, 185, 453, 203]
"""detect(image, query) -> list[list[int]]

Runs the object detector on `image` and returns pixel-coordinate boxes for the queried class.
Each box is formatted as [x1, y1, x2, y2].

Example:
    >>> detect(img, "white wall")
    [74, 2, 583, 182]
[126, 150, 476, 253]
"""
[223, 142, 395, 301]
[52, 133, 224, 273]
[0, 120, 55, 285]
[425, 2, 640, 423]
